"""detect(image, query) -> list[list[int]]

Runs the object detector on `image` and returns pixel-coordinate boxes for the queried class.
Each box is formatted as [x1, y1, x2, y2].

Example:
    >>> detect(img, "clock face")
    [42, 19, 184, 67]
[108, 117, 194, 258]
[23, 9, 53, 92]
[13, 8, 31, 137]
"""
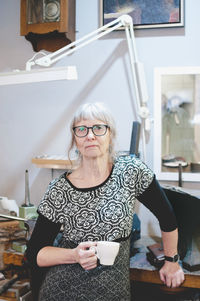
[27, 0, 60, 24]
[44, 0, 60, 22]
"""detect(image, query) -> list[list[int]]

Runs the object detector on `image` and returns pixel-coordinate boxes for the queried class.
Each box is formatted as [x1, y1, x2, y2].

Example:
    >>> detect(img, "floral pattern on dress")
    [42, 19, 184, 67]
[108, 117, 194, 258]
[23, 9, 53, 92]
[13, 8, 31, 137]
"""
[37, 156, 154, 243]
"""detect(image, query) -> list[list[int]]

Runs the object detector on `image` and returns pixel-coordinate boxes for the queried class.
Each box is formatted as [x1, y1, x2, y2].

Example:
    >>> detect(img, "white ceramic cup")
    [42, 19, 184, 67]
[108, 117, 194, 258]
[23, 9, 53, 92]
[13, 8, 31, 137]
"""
[94, 241, 120, 266]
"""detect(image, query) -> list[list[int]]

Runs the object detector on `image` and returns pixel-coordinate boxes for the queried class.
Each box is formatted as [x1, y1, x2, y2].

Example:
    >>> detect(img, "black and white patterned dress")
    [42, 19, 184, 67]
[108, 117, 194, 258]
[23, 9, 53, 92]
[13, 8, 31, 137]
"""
[37, 156, 154, 301]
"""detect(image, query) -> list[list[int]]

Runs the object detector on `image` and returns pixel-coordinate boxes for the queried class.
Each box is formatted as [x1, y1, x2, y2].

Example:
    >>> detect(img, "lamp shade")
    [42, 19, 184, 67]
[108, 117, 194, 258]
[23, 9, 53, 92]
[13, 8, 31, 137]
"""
[0, 66, 77, 85]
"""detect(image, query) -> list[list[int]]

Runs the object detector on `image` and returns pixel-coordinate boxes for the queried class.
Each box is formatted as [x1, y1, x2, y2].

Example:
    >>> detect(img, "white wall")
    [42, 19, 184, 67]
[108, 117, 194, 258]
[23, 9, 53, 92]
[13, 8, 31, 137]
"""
[0, 0, 199, 236]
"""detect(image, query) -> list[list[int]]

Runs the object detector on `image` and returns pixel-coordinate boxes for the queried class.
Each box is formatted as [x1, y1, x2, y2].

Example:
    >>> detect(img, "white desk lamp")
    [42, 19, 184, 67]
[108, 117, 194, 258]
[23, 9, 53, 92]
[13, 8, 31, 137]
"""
[26, 14, 150, 160]
[0, 14, 149, 159]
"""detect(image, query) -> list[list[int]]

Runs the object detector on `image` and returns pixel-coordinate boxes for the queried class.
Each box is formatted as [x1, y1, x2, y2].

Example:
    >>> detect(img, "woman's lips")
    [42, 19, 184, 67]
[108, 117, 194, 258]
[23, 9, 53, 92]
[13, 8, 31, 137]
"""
[85, 145, 98, 148]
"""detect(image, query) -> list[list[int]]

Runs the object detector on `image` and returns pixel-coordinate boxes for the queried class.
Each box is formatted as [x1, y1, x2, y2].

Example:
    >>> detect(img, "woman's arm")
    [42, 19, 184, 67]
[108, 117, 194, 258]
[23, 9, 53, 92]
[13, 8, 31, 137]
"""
[26, 214, 97, 270]
[137, 176, 185, 287]
[25, 214, 61, 267]
[137, 176, 177, 232]
[37, 242, 97, 270]
[160, 229, 185, 288]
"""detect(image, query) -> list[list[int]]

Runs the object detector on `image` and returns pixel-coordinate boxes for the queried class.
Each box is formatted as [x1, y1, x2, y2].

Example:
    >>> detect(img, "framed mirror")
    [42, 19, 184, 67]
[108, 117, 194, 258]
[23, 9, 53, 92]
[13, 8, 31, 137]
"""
[154, 66, 200, 182]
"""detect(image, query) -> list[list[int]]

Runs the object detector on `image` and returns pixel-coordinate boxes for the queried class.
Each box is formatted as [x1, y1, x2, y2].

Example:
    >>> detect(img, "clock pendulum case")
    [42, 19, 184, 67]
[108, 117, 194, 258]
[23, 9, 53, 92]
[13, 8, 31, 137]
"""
[20, 0, 76, 52]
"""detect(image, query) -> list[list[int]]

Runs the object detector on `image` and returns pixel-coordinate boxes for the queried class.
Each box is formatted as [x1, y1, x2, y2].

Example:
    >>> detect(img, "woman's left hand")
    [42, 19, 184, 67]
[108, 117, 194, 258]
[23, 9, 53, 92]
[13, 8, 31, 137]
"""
[159, 261, 185, 288]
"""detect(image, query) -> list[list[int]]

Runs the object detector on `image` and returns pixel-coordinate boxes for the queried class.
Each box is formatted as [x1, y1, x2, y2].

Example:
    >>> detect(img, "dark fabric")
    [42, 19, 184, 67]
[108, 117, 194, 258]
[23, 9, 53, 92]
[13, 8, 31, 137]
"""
[25, 215, 61, 300]
[39, 239, 131, 301]
[130, 213, 141, 256]
[138, 176, 178, 232]
[26, 214, 61, 267]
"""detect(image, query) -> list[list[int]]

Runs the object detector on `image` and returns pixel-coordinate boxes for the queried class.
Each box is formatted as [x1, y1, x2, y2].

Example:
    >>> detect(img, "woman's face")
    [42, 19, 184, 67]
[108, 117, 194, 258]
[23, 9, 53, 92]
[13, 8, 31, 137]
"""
[74, 119, 111, 159]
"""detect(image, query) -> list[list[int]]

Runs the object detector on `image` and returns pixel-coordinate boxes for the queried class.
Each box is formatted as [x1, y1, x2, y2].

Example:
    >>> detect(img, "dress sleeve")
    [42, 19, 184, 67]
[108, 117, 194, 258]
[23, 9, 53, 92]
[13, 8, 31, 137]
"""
[137, 176, 178, 232]
[37, 177, 66, 224]
[116, 156, 154, 197]
[133, 159, 154, 197]
[25, 213, 61, 267]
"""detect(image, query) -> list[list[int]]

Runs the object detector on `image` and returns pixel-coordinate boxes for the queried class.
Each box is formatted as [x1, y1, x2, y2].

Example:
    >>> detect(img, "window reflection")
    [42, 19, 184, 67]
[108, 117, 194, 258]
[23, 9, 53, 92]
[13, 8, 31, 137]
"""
[161, 74, 200, 173]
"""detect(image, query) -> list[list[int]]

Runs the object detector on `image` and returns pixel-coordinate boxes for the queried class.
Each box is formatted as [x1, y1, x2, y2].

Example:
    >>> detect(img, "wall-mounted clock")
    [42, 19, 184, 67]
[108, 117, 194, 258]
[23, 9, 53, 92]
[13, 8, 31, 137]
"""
[20, 0, 75, 52]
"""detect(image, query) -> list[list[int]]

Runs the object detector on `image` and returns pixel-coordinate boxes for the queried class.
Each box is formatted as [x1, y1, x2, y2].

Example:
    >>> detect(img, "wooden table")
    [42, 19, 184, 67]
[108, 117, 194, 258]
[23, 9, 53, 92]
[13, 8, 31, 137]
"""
[129, 237, 200, 289]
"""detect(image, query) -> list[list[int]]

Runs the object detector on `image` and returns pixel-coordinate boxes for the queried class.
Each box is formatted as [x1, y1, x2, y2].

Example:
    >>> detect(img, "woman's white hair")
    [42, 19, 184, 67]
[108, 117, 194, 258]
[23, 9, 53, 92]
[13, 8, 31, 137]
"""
[68, 102, 116, 164]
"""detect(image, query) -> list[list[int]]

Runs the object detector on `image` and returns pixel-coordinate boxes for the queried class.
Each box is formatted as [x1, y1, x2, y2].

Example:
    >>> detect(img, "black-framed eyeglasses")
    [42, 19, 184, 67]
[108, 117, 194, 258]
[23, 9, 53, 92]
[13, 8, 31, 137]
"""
[73, 124, 109, 138]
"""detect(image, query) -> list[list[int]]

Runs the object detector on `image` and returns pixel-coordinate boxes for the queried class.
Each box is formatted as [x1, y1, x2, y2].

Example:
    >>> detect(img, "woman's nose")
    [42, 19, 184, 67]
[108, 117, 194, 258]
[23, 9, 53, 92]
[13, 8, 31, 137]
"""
[87, 128, 95, 139]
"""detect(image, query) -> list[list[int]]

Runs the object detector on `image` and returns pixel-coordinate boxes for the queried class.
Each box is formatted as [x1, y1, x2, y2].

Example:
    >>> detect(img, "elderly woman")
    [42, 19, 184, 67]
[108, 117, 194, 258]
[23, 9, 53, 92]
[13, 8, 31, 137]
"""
[26, 102, 184, 300]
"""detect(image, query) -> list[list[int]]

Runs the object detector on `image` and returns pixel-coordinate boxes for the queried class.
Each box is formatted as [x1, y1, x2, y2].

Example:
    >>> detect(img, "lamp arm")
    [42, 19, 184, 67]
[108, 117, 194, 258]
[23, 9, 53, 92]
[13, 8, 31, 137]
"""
[125, 22, 149, 119]
[28, 14, 149, 115]
[26, 14, 150, 160]
[32, 15, 128, 68]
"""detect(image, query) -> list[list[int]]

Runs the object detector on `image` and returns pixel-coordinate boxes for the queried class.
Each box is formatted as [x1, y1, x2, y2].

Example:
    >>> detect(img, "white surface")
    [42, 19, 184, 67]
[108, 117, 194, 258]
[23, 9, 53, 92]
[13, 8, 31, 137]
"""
[0, 66, 77, 85]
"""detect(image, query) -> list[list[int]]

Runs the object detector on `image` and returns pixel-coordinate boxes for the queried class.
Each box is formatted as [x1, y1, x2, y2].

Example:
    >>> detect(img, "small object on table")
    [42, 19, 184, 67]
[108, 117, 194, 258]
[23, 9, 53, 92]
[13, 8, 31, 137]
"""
[0, 274, 18, 295]
[162, 156, 188, 168]
[146, 243, 165, 269]
[0, 272, 5, 280]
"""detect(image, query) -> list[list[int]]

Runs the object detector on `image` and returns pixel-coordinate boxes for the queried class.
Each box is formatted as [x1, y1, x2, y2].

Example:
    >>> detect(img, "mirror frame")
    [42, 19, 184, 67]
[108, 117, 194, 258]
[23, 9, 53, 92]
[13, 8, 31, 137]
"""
[153, 66, 200, 182]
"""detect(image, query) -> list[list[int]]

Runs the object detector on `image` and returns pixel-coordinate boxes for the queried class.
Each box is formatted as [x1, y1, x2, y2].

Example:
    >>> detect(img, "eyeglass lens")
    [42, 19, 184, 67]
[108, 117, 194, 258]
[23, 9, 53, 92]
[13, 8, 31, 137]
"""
[74, 124, 108, 137]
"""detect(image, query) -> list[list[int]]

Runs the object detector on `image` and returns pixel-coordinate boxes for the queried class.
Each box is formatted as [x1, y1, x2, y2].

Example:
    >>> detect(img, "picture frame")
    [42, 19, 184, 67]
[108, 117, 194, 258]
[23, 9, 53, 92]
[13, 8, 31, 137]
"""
[100, 0, 184, 29]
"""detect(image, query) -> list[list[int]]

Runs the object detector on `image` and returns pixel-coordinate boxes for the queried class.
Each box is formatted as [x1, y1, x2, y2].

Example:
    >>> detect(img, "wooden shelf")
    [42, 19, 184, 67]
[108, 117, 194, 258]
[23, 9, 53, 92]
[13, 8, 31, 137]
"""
[31, 156, 75, 169]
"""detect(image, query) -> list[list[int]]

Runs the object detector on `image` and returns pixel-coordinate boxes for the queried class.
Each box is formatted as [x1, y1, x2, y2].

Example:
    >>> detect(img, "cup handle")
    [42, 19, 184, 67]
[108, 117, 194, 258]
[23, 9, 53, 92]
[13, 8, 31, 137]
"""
[90, 246, 99, 258]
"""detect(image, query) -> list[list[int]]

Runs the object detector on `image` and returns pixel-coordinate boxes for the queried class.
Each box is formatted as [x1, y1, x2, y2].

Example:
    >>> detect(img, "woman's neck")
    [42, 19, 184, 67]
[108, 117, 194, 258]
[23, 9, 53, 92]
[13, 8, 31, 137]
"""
[80, 155, 111, 179]
[68, 154, 112, 188]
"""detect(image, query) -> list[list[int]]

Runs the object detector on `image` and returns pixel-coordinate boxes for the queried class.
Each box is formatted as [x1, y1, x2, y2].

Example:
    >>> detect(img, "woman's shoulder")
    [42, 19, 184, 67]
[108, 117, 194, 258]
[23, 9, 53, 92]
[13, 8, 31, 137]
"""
[114, 155, 154, 194]
[47, 172, 68, 190]
[115, 154, 143, 167]
[114, 155, 154, 175]
[37, 173, 68, 223]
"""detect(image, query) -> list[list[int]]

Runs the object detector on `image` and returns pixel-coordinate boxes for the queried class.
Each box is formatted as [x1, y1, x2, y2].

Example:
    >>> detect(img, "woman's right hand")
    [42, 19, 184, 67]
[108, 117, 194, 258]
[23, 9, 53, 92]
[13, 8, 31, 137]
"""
[73, 241, 97, 270]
